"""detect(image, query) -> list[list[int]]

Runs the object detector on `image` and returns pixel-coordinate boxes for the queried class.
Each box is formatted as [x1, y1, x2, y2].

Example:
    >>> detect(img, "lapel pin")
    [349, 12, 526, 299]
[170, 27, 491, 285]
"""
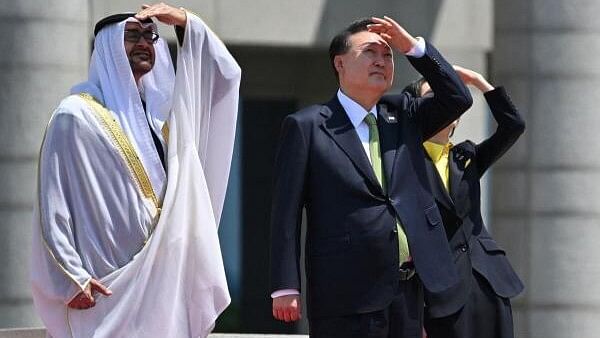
[379, 105, 398, 124]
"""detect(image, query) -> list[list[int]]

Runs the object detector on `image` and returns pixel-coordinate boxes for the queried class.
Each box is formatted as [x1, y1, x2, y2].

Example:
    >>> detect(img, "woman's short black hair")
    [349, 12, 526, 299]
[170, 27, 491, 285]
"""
[402, 77, 427, 98]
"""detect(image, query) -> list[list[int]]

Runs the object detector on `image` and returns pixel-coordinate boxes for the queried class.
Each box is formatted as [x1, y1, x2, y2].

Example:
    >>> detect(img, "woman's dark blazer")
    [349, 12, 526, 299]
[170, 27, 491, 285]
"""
[423, 86, 526, 318]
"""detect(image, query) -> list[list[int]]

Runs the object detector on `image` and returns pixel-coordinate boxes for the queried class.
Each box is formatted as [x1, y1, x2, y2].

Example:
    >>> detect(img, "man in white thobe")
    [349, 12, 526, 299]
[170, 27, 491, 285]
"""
[31, 3, 241, 337]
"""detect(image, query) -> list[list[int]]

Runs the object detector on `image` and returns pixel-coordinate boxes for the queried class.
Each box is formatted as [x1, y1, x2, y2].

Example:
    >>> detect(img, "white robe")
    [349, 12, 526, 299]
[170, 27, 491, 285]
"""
[31, 12, 241, 338]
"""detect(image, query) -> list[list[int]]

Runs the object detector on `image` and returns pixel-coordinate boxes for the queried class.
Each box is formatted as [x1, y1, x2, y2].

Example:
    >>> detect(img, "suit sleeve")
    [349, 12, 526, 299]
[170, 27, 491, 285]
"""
[270, 115, 309, 292]
[474, 86, 526, 177]
[404, 42, 473, 139]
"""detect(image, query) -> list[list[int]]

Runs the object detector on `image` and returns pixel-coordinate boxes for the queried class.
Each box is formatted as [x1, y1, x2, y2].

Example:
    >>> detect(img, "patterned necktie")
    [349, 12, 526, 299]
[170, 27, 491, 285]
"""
[364, 113, 410, 264]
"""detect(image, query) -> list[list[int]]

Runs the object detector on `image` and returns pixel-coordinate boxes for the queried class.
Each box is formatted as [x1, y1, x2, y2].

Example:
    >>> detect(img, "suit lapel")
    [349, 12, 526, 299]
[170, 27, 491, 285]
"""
[377, 103, 399, 189]
[423, 151, 455, 211]
[449, 148, 467, 204]
[321, 97, 383, 194]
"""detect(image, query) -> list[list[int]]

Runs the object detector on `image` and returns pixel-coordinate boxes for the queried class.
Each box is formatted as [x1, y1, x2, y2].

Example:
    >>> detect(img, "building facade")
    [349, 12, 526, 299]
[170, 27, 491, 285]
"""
[6, 1, 595, 337]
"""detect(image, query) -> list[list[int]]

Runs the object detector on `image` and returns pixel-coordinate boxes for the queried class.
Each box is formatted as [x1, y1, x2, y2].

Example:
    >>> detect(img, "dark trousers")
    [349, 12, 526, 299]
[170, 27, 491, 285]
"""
[309, 277, 424, 338]
[424, 271, 514, 338]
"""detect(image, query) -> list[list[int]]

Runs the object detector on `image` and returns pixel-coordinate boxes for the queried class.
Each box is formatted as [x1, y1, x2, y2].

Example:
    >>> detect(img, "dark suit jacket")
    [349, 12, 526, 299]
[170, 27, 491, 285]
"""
[423, 87, 526, 318]
[270, 42, 473, 319]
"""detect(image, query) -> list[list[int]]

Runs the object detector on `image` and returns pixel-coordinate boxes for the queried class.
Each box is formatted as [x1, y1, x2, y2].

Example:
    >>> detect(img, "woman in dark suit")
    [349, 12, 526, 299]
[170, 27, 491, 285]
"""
[404, 66, 526, 338]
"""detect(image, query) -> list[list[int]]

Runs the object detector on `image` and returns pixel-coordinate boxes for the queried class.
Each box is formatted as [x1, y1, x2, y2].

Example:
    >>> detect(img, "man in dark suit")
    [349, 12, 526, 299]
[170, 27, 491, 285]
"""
[269, 16, 473, 338]
[404, 67, 525, 338]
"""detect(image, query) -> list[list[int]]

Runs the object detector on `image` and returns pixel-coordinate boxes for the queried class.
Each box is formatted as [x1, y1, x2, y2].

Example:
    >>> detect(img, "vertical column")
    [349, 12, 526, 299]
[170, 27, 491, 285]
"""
[0, 0, 89, 327]
[493, 1, 600, 337]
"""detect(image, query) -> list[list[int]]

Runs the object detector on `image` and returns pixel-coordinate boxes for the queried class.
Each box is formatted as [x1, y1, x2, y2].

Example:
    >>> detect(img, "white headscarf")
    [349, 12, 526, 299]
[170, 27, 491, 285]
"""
[71, 17, 173, 199]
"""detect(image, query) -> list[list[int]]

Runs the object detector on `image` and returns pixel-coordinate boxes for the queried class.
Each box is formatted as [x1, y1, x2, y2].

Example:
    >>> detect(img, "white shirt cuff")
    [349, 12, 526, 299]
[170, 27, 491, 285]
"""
[271, 288, 300, 298]
[405, 37, 426, 58]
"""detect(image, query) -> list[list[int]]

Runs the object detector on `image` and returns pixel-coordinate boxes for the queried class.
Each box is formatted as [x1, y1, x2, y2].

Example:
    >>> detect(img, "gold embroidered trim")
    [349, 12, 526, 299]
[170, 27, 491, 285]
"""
[78, 93, 160, 210]
[162, 122, 170, 146]
[40, 237, 89, 292]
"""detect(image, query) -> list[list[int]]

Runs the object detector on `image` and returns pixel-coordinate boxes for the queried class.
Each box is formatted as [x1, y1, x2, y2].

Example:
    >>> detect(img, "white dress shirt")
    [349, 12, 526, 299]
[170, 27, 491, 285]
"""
[338, 89, 379, 163]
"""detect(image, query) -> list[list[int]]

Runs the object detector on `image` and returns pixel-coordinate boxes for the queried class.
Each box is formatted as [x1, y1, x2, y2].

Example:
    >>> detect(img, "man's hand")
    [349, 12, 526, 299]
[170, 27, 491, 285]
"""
[136, 3, 187, 28]
[368, 16, 418, 54]
[67, 279, 112, 310]
[453, 65, 494, 93]
[272, 295, 302, 322]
